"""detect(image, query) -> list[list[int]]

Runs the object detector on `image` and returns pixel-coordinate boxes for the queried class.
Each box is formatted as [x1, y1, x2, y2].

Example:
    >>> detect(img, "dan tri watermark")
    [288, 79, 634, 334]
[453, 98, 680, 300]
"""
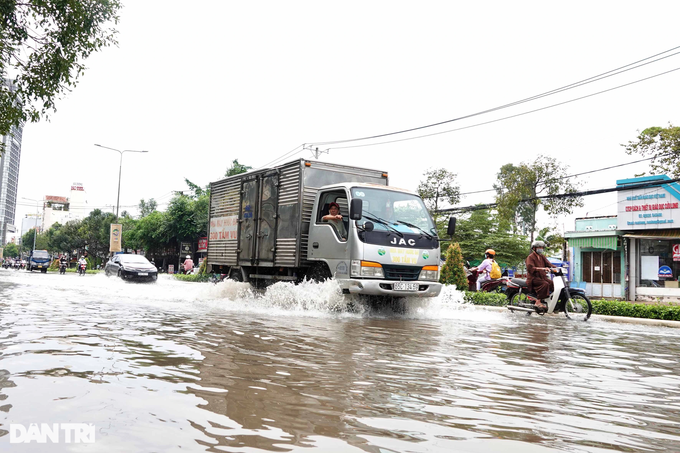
[10, 423, 95, 444]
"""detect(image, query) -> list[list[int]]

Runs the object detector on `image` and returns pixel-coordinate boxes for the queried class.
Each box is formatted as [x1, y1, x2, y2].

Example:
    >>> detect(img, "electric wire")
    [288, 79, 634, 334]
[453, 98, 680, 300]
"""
[459, 154, 663, 197]
[326, 66, 680, 151]
[306, 45, 680, 148]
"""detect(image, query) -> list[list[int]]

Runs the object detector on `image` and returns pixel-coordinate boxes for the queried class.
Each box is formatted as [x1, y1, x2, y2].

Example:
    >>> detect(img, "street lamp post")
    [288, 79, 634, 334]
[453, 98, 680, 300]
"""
[21, 197, 42, 254]
[94, 144, 148, 219]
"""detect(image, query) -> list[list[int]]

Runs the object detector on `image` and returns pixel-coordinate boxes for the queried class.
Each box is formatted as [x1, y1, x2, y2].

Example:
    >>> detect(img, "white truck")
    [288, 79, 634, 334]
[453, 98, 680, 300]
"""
[206, 159, 454, 297]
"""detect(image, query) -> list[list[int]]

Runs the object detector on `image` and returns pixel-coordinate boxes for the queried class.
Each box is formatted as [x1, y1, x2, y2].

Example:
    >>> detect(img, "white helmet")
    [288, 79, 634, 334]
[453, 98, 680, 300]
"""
[531, 240, 545, 249]
[186, 255, 191, 259]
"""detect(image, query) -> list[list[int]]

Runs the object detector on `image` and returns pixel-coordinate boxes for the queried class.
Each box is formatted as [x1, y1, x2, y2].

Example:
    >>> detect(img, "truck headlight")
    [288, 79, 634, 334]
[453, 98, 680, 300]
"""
[419, 265, 439, 281]
[351, 260, 384, 278]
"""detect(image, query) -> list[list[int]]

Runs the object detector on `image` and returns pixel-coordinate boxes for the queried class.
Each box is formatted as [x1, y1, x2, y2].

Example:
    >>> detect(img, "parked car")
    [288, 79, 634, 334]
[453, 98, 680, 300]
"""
[105, 254, 158, 282]
[28, 250, 51, 273]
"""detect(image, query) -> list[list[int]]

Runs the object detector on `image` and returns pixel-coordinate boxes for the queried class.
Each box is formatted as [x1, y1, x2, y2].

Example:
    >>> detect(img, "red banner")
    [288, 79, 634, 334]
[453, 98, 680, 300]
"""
[198, 237, 208, 252]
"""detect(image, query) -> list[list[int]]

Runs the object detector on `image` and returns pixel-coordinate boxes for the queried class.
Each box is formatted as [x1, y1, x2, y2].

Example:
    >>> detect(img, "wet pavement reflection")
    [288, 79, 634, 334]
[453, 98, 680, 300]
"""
[1, 268, 680, 452]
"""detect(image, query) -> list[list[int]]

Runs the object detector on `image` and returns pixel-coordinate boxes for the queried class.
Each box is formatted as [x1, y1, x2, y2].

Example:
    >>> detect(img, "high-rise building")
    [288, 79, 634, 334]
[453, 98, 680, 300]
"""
[0, 80, 23, 246]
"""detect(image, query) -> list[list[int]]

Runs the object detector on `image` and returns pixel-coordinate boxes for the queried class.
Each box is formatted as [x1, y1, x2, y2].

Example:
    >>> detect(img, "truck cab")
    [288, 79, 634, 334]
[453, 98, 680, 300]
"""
[308, 183, 442, 297]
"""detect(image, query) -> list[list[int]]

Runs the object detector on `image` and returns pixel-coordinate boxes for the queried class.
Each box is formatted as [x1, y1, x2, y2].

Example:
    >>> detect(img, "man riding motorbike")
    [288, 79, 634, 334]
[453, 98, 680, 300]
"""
[59, 255, 68, 274]
[526, 240, 558, 312]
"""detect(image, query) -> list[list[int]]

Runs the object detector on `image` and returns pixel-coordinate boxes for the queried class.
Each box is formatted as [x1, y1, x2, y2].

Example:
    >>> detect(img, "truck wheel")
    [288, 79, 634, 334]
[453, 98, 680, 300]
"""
[307, 263, 332, 283]
[228, 268, 243, 282]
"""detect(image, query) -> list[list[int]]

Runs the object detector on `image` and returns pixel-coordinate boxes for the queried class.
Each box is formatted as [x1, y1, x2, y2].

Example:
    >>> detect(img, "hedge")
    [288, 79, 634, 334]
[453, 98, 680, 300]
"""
[462, 289, 680, 321]
[174, 273, 212, 283]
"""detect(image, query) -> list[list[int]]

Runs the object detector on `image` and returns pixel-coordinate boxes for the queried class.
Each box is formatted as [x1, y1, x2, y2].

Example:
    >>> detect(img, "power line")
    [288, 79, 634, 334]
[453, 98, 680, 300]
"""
[307, 45, 680, 148]
[327, 66, 680, 151]
[438, 178, 680, 214]
[459, 155, 661, 197]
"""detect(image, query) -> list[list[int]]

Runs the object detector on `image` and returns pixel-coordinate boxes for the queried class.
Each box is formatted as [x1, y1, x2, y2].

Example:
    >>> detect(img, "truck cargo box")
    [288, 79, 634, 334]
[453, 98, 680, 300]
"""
[207, 159, 388, 270]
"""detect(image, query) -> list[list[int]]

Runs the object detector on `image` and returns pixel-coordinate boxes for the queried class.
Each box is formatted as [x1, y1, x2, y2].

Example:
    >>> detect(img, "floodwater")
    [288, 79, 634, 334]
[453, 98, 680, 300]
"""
[1, 269, 680, 452]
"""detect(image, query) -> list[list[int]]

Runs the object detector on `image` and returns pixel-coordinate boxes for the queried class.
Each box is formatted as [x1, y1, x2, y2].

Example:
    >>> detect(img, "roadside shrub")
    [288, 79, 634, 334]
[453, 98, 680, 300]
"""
[440, 242, 467, 289]
[463, 291, 508, 307]
[174, 273, 211, 283]
[591, 299, 680, 321]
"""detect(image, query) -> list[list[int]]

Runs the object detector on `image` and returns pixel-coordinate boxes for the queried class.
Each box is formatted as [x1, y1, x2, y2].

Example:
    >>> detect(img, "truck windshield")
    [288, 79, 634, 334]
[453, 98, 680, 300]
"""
[32, 250, 50, 259]
[351, 187, 435, 235]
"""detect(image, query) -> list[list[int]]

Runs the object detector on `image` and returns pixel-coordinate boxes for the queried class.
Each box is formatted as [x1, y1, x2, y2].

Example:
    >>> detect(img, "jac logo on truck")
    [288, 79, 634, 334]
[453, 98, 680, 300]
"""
[390, 237, 416, 246]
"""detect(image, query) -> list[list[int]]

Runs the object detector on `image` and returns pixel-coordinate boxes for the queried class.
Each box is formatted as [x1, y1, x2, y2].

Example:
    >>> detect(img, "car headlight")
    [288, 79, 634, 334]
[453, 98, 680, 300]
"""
[419, 265, 439, 281]
[351, 260, 384, 278]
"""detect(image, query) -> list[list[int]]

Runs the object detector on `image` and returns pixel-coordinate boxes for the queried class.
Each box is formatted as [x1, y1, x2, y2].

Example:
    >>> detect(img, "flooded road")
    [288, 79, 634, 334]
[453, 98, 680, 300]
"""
[1, 269, 680, 452]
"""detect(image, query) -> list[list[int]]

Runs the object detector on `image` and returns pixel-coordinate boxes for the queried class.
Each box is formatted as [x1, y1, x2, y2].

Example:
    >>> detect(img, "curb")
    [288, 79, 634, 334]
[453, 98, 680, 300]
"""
[474, 305, 680, 329]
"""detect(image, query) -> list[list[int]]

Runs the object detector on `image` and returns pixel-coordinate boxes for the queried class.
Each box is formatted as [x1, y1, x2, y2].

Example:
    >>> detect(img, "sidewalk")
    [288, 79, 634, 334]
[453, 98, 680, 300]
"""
[477, 305, 680, 329]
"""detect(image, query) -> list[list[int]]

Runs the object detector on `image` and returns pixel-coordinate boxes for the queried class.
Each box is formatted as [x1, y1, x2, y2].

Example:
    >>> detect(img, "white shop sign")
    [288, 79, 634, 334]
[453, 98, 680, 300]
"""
[617, 176, 680, 230]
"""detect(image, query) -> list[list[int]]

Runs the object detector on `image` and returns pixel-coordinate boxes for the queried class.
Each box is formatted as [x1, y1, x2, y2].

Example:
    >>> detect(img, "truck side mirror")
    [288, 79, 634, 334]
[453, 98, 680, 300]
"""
[447, 217, 457, 237]
[350, 198, 363, 220]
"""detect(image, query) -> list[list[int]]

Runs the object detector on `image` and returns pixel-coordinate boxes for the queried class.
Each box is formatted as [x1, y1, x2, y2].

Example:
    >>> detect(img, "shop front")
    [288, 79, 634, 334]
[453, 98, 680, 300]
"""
[565, 216, 624, 299]
[617, 175, 680, 302]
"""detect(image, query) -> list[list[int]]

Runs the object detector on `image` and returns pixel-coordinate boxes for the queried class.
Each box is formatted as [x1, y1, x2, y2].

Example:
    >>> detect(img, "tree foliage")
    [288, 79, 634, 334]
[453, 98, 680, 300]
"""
[440, 242, 467, 290]
[417, 168, 460, 223]
[623, 124, 680, 178]
[0, 0, 121, 150]
[453, 209, 530, 268]
[2, 242, 19, 257]
[494, 155, 582, 241]
[225, 159, 252, 177]
[138, 198, 157, 218]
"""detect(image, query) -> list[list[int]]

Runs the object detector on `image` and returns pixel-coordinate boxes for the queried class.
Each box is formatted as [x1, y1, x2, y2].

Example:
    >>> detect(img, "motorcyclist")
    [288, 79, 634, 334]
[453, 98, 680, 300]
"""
[183, 255, 194, 274]
[60, 254, 68, 273]
[526, 240, 558, 311]
[476, 249, 496, 290]
[78, 256, 87, 273]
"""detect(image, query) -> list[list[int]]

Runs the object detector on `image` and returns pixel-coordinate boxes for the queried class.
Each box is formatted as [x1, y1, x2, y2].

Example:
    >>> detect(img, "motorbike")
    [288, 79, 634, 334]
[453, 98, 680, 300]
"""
[506, 267, 592, 320]
[78, 262, 87, 276]
[59, 262, 67, 275]
[465, 264, 510, 293]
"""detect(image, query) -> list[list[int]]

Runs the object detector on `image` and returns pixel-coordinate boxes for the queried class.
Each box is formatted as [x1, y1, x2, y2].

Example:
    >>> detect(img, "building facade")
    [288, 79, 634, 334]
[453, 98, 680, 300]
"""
[566, 175, 680, 302]
[0, 80, 23, 246]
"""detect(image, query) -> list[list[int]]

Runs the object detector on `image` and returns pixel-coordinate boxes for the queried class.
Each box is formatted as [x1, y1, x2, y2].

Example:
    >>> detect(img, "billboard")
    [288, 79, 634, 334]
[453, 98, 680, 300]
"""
[617, 176, 680, 230]
[109, 224, 122, 252]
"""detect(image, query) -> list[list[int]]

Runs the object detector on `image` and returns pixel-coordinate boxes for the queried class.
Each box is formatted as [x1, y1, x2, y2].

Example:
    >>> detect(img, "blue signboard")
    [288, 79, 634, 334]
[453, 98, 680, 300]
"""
[659, 265, 673, 279]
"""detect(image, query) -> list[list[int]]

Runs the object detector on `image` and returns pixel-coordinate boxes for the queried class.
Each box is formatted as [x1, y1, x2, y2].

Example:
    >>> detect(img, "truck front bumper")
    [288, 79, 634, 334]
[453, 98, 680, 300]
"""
[338, 279, 442, 297]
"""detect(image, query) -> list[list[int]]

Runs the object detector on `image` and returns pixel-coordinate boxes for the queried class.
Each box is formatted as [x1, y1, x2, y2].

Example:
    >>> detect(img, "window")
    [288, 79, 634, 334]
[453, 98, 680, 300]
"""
[638, 239, 680, 288]
[316, 190, 348, 240]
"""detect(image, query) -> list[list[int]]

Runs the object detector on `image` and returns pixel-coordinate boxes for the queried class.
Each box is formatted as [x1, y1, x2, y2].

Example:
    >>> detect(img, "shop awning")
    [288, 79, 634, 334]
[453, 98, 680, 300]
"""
[623, 229, 680, 239]
[567, 236, 618, 250]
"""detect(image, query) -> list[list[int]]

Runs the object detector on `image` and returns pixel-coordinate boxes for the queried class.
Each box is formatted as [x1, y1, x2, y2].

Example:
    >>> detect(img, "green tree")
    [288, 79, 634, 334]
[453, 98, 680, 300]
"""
[49, 220, 85, 256]
[453, 209, 530, 268]
[225, 159, 252, 177]
[440, 242, 467, 290]
[3, 242, 19, 258]
[138, 198, 157, 218]
[132, 211, 168, 256]
[494, 155, 582, 242]
[417, 168, 460, 225]
[0, 0, 121, 153]
[623, 124, 680, 178]
[21, 228, 48, 252]
[79, 209, 115, 261]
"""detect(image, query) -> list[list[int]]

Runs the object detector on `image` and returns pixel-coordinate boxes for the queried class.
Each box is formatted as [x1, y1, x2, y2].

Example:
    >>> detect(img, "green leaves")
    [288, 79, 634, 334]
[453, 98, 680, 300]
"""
[417, 168, 460, 223]
[225, 159, 252, 177]
[623, 123, 680, 178]
[494, 155, 583, 241]
[440, 242, 467, 290]
[0, 0, 121, 147]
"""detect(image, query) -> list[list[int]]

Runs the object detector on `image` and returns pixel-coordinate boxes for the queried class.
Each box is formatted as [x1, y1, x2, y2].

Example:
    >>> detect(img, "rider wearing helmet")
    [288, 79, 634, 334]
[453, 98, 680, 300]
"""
[183, 254, 194, 274]
[475, 249, 496, 290]
[526, 240, 557, 310]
